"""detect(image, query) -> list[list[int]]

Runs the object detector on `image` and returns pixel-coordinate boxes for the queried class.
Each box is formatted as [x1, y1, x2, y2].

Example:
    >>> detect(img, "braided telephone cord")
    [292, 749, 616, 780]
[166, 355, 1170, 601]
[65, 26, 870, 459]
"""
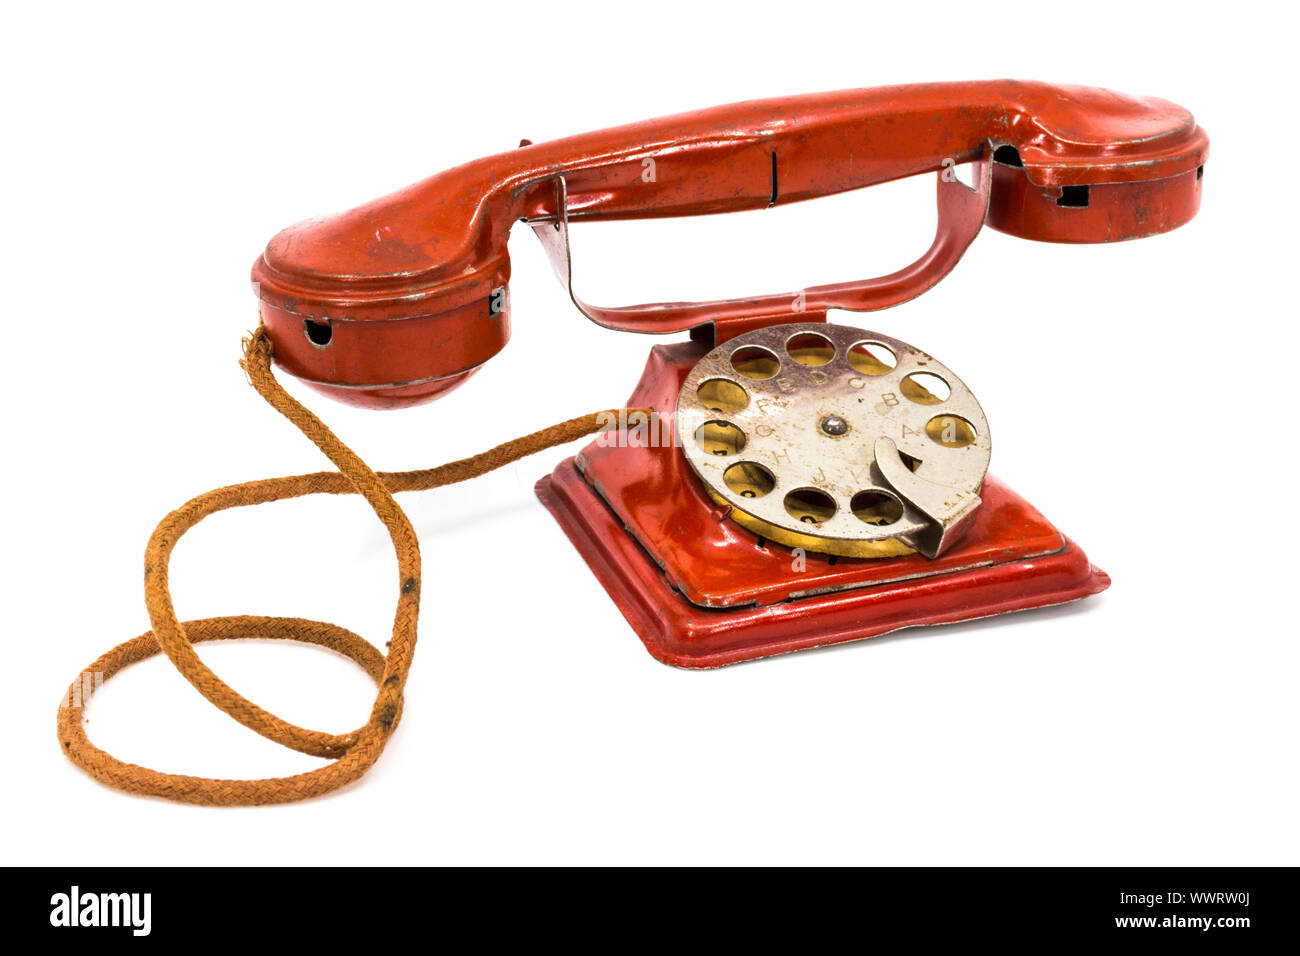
[56, 324, 644, 805]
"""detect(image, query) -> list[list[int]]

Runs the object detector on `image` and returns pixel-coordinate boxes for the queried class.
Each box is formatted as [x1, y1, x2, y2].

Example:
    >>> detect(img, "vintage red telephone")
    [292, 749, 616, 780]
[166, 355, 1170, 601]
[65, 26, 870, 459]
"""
[61, 81, 1207, 803]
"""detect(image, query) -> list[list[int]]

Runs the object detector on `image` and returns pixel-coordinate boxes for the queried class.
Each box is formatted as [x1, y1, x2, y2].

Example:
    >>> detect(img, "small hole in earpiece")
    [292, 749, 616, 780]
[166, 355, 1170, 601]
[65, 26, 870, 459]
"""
[993, 145, 1023, 168]
[1057, 185, 1090, 208]
[304, 320, 332, 348]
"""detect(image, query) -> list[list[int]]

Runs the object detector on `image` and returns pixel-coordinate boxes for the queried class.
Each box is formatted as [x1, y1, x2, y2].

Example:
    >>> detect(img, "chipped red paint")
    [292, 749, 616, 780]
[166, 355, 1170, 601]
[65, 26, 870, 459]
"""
[537, 342, 1110, 667]
[251, 81, 1207, 408]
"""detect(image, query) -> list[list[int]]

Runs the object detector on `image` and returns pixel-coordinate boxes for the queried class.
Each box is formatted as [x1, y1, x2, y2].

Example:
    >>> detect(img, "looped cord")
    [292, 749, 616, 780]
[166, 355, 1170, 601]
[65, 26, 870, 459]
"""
[56, 324, 646, 805]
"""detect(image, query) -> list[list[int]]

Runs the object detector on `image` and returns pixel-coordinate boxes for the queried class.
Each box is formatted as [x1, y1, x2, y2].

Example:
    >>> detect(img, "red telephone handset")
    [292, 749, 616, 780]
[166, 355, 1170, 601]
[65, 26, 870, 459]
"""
[251, 80, 1207, 408]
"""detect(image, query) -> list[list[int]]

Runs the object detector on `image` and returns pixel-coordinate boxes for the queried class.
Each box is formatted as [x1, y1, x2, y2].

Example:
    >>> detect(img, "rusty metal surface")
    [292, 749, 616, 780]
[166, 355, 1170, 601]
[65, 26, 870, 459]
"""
[251, 81, 1208, 407]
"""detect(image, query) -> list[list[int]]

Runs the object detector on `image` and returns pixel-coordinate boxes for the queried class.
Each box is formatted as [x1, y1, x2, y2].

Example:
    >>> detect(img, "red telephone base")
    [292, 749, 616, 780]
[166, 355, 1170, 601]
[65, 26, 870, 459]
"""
[536, 342, 1110, 668]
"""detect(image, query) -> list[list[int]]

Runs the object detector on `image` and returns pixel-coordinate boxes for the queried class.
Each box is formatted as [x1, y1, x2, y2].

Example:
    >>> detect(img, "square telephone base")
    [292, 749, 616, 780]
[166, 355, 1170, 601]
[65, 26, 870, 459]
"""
[536, 342, 1110, 668]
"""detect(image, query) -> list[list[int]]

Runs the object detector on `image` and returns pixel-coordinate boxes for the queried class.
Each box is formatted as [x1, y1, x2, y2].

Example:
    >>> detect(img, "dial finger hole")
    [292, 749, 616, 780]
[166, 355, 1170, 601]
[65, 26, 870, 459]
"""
[783, 488, 837, 525]
[697, 378, 749, 413]
[695, 420, 747, 456]
[925, 414, 977, 448]
[723, 461, 775, 499]
[850, 490, 904, 526]
[847, 341, 896, 375]
[900, 372, 951, 404]
[786, 331, 835, 366]
[730, 345, 780, 379]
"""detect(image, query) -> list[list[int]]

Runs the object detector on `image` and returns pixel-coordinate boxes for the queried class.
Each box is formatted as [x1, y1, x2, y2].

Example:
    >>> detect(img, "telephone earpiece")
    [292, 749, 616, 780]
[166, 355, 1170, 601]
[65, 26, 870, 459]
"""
[251, 80, 1206, 408]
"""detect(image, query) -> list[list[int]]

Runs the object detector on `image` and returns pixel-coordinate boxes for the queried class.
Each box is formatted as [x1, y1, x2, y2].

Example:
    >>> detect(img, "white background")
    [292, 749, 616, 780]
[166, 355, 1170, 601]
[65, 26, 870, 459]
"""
[3, 1, 1296, 866]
